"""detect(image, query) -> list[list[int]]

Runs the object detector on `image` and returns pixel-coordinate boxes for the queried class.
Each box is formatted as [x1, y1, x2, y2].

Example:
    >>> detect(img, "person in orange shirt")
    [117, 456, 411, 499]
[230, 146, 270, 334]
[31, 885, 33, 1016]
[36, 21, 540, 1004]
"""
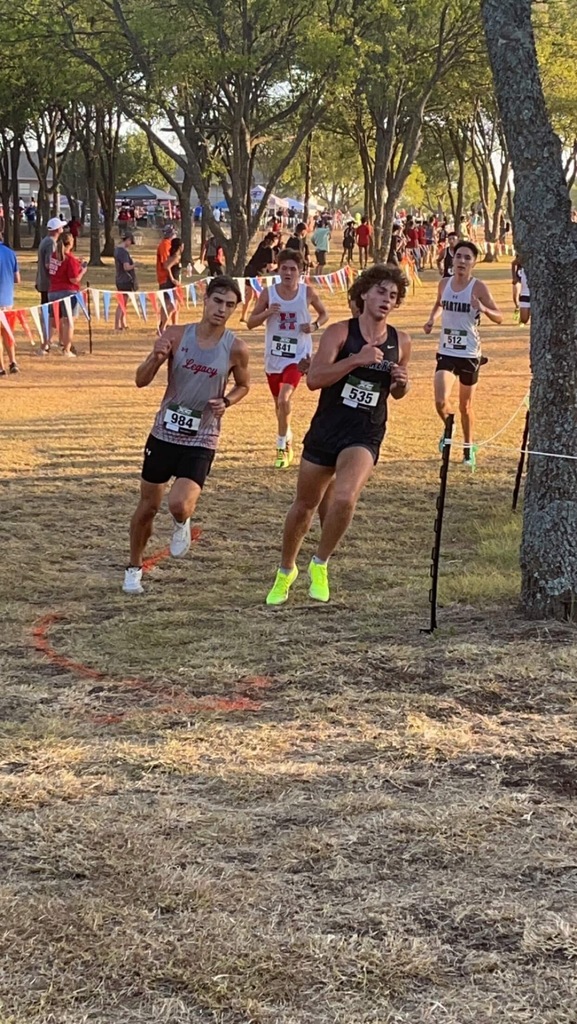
[355, 215, 372, 269]
[156, 225, 175, 332]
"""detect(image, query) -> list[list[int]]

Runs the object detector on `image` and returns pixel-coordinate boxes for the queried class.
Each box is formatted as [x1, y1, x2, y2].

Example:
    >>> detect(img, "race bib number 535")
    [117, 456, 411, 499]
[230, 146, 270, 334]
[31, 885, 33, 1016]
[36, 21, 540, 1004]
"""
[163, 402, 201, 436]
[341, 375, 380, 408]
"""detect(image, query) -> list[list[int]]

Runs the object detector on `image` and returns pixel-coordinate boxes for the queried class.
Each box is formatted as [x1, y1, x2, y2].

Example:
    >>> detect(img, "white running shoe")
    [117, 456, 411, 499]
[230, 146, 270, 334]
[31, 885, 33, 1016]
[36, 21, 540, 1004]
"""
[170, 516, 191, 558]
[123, 566, 144, 594]
[62, 350, 77, 358]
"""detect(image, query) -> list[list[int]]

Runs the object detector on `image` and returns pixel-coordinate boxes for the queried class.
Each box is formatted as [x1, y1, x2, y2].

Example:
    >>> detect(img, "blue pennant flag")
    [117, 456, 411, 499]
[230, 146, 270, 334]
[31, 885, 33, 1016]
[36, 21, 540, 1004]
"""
[76, 292, 89, 321]
[41, 304, 50, 339]
[138, 293, 148, 320]
[102, 291, 111, 321]
[189, 283, 197, 306]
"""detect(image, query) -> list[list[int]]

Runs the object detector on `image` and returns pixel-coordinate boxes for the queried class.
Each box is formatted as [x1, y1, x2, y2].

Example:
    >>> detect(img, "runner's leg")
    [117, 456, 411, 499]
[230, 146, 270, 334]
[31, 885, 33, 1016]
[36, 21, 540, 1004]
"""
[280, 460, 335, 569]
[315, 447, 374, 562]
[167, 477, 202, 524]
[434, 368, 456, 425]
[129, 480, 166, 565]
[277, 382, 295, 446]
[458, 381, 476, 447]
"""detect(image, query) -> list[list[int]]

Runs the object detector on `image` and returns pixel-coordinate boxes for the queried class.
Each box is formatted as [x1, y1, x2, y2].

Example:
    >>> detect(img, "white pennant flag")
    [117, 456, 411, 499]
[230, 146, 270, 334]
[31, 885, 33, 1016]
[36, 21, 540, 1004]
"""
[128, 292, 141, 318]
[156, 290, 168, 315]
[91, 289, 101, 320]
[63, 296, 73, 322]
[236, 276, 246, 303]
[29, 305, 44, 342]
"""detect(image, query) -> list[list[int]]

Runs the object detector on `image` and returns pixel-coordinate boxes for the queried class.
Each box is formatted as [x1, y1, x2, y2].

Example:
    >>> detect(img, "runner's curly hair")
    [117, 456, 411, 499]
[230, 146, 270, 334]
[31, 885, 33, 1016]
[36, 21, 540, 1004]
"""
[349, 263, 408, 313]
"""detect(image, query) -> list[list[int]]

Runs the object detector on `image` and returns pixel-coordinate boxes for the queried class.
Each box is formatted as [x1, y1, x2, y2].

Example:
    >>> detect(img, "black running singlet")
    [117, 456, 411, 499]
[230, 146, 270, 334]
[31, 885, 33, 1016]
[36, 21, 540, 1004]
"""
[303, 318, 399, 455]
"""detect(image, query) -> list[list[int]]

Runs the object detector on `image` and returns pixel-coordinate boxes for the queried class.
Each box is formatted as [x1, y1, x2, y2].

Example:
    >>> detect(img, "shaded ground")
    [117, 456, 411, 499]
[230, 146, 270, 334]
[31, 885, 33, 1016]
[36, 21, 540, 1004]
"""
[1, 241, 576, 1023]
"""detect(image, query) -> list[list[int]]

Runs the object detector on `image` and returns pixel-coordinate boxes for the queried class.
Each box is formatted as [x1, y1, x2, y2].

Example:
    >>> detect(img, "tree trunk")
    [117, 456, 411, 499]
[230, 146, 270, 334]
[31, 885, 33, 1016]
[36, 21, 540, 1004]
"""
[483, 0, 577, 619]
[10, 137, 23, 249]
[84, 154, 103, 266]
[303, 132, 313, 224]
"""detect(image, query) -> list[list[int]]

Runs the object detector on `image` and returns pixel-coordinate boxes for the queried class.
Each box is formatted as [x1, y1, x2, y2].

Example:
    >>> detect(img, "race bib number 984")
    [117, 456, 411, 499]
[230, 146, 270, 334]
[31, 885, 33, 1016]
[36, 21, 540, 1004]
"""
[341, 375, 380, 408]
[163, 402, 201, 436]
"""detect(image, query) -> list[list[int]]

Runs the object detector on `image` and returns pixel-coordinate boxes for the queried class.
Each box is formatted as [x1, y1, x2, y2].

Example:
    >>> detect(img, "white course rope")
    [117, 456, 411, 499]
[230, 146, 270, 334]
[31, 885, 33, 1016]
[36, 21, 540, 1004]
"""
[482, 442, 577, 462]
[475, 393, 530, 449]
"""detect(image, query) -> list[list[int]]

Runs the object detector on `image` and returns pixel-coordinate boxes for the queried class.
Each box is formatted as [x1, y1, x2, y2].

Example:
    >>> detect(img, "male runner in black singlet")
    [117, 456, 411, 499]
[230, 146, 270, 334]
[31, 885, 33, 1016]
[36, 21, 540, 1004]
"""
[266, 264, 411, 605]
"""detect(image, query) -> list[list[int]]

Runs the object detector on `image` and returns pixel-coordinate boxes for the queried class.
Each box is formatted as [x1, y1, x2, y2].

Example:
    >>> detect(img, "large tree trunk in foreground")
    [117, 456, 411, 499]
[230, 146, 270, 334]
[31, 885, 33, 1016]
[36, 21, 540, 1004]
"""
[483, 0, 577, 619]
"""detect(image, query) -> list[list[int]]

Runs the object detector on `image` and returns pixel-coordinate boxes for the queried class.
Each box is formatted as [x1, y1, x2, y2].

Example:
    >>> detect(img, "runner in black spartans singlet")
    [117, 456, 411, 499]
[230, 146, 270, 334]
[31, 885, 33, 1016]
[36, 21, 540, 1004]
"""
[266, 264, 412, 607]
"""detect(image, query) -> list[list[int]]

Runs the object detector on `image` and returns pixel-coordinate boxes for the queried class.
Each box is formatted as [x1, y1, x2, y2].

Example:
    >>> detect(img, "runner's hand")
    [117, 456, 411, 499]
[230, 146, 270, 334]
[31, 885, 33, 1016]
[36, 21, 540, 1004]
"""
[266, 303, 282, 318]
[153, 335, 172, 359]
[391, 364, 409, 388]
[471, 294, 486, 315]
[355, 345, 386, 367]
[423, 319, 434, 334]
[207, 397, 227, 419]
[297, 356, 311, 374]
[300, 321, 314, 334]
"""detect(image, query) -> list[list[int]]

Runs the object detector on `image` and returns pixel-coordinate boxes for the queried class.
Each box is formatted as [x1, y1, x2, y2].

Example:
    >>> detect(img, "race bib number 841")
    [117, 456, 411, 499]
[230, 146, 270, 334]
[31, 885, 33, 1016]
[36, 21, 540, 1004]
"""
[271, 335, 298, 359]
[341, 375, 380, 408]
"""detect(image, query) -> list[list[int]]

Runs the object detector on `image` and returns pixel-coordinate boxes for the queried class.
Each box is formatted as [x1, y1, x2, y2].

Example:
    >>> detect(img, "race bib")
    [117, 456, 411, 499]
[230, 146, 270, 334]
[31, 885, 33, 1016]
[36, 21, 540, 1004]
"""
[271, 335, 298, 359]
[442, 328, 467, 351]
[163, 402, 201, 436]
[341, 375, 381, 408]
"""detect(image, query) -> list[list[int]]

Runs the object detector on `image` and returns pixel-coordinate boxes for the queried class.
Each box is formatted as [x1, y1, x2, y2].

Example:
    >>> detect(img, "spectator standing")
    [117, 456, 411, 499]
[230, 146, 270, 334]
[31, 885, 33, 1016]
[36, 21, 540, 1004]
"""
[48, 231, 87, 357]
[355, 215, 372, 269]
[35, 217, 65, 352]
[156, 225, 176, 333]
[114, 232, 138, 331]
[0, 230, 20, 375]
[202, 235, 225, 276]
[311, 220, 331, 272]
[341, 220, 356, 266]
[25, 199, 37, 236]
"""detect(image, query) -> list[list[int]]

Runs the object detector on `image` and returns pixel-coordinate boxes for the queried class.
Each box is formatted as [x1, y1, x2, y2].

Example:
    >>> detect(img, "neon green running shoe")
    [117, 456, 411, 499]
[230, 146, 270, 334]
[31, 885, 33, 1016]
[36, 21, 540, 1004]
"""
[462, 444, 478, 471]
[266, 566, 298, 605]
[274, 448, 289, 469]
[308, 559, 330, 602]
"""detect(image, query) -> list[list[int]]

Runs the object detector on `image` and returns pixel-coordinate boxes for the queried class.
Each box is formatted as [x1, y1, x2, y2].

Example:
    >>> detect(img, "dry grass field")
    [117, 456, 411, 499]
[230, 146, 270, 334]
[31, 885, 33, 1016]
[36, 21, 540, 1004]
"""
[1, 232, 576, 1024]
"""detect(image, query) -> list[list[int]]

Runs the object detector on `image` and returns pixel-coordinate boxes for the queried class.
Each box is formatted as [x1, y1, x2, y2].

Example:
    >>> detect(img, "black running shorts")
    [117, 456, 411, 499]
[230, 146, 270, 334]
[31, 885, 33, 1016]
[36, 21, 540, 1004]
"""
[435, 353, 480, 387]
[141, 434, 215, 486]
[302, 440, 381, 469]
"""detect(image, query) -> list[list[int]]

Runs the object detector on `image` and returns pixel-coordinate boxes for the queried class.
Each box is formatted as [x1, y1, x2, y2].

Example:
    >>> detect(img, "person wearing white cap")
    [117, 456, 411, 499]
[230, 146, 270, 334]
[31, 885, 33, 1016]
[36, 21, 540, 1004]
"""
[35, 217, 65, 352]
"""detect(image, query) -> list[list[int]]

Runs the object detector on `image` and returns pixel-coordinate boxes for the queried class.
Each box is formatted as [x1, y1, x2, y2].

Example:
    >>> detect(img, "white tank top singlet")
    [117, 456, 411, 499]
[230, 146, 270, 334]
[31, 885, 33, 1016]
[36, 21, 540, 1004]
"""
[438, 278, 481, 359]
[264, 282, 312, 374]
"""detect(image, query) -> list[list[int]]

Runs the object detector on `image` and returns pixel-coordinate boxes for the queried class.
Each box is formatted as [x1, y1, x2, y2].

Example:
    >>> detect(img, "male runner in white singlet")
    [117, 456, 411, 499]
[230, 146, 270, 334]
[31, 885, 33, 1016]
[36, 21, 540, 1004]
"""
[123, 277, 250, 594]
[247, 248, 328, 468]
[424, 241, 503, 469]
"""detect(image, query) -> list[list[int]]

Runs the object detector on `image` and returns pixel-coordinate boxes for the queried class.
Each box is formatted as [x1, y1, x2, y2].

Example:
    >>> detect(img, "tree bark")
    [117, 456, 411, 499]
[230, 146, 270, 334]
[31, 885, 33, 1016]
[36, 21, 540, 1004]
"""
[482, 0, 577, 619]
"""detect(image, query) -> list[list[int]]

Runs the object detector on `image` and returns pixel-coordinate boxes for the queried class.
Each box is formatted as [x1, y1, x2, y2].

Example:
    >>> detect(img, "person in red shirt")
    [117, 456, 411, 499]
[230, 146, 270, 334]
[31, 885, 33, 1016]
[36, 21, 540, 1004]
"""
[404, 217, 421, 271]
[48, 231, 87, 356]
[156, 225, 175, 333]
[355, 215, 372, 269]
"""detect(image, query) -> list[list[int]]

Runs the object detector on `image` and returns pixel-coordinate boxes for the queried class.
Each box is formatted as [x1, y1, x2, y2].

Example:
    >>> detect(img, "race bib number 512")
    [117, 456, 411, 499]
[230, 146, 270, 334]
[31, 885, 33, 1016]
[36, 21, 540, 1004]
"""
[163, 402, 201, 436]
[442, 328, 467, 351]
[341, 375, 380, 408]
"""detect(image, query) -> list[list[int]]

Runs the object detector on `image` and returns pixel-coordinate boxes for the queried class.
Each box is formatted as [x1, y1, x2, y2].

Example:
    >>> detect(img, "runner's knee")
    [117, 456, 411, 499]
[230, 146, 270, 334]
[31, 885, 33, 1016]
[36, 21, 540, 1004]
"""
[168, 496, 192, 521]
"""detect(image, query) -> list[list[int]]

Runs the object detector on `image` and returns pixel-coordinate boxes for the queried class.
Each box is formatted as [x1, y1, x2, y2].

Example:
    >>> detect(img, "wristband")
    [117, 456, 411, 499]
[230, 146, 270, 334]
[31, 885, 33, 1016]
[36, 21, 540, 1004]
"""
[222, 395, 231, 408]
[312, 320, 320, 331]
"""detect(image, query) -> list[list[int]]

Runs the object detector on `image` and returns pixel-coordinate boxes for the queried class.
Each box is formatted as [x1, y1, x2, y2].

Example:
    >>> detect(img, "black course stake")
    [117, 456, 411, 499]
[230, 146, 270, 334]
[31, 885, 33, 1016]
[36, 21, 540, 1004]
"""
[512, 409, 530, 513]
[422, 414, 455, 634]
